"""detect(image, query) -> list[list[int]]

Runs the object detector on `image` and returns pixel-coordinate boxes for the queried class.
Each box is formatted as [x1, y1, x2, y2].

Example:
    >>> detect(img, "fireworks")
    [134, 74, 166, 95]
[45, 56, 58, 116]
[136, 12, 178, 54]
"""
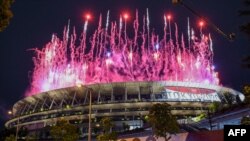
[26, 11, 219, 96]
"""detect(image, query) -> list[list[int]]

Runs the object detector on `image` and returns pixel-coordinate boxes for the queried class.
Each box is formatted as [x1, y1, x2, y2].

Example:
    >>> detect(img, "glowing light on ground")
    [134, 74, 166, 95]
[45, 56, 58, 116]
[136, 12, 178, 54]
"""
[26, 11, 220, 96]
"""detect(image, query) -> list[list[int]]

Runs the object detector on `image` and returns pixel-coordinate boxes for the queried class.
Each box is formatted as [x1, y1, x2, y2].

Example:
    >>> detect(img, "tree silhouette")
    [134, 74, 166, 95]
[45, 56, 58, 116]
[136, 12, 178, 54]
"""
[147, 103, 179, 141]
[0, 127, 15, 141]
[97, 117, 117, 141]
[241, 116, 250, 125]
[0, 0, 14, 32]
[240, 0, 250, 68]
[243, 84, 250, 104]
[208, 102, 221, 113]
[122, 122, 130, 132]
[50, 120, 79, 141]
[4, 134, 15, 141]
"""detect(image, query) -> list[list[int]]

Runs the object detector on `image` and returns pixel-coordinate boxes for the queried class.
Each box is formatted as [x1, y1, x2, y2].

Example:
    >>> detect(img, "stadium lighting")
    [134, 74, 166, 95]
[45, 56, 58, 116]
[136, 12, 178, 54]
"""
[8, 110, 12, 115]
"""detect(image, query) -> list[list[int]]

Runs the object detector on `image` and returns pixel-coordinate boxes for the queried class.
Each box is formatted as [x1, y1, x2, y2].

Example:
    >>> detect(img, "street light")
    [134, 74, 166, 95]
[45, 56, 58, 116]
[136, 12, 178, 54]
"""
[8, 110, 12, 115]
[78, 84, 93, 141]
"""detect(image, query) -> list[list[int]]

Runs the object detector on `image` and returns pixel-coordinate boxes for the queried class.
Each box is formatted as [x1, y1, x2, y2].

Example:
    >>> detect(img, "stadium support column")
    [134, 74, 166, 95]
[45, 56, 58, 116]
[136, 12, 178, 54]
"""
[97, 89, 101, 103]
[84, 90, 88, 104]
[138, 86, 141, 101]
[150, 86, 155, 101]
[111, 86, 114, 102]
[125, 87, 128, 101]
[50, 98, 56, 110]
[110, 86, 114, 113]
[71, 92, 77, 106]
[139, 113, 143, 128]
[33, 101, 39, 112]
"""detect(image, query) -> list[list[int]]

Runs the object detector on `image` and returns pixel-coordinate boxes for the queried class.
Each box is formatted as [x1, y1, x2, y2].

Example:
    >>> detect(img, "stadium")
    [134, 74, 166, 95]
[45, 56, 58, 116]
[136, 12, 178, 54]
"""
[4, 11, 245, 139]
[5, 81, 244, 137]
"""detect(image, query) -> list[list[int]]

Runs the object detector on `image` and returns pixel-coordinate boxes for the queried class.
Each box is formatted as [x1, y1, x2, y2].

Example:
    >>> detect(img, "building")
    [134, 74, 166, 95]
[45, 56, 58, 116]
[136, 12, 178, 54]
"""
[5, 81, 244, 138]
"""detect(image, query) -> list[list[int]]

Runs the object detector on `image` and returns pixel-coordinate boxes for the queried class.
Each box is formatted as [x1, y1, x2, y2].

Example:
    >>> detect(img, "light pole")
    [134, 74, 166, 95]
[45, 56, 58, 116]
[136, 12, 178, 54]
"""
[207, 108, 213, 130]
[77, 84, 93, 141]
[88, 88, 92, 141]
[80, 13, 92, 139]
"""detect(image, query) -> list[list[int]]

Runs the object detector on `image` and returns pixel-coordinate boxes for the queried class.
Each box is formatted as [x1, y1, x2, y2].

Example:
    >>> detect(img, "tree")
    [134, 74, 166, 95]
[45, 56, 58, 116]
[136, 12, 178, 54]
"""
[100, 117, 113, 133]
[0, 127, 16, 141]
[208, 102, 220, 113]
[97, 117, 117, 141]
[241, 116, 250, 125]
[0, 0, 14, 31]
[147, 103, 179, 141]
[18, 126, 28, 139]
[97, 132, 117, 141]
[243, 84, 250, 104]
[93, 124, 101, 135]
[50, 120, 79, 141]
[4, 134, 15, 141]
[239, 0, 250, 68]
[122, 122, 130, 132]
[25, 133, 37, 141]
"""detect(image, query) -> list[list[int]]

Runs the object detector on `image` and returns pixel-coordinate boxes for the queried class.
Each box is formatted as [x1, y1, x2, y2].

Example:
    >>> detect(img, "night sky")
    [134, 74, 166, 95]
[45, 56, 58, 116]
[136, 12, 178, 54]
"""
[0, 0, 249, 128]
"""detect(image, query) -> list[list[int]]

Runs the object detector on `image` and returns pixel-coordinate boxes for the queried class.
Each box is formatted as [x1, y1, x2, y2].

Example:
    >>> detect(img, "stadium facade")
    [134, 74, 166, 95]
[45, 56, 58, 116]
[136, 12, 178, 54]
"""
[5, 81, 244, 137]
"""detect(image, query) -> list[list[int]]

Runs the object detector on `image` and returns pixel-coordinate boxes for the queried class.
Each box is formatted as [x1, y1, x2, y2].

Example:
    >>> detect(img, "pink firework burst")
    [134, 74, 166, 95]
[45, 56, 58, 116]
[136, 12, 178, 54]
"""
[26, 11, 219, 96]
